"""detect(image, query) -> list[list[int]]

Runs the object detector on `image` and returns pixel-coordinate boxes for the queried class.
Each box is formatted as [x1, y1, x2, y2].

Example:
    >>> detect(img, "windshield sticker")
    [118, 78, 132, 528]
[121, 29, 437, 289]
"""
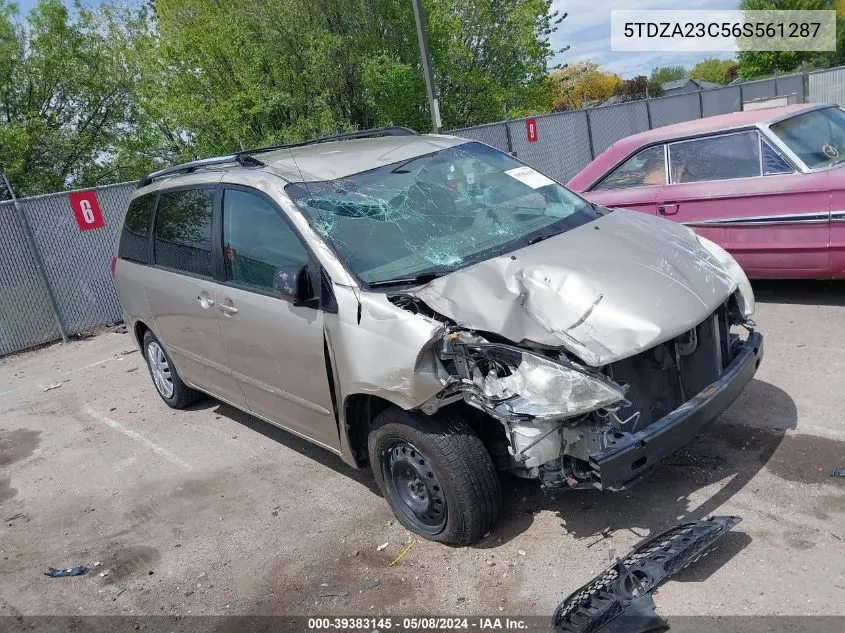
[505, 166, 555, 189]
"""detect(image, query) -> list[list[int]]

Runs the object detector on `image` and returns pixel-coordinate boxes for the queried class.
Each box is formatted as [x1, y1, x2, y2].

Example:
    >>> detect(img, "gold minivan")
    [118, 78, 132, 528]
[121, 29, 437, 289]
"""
[114, 128, 762, 545]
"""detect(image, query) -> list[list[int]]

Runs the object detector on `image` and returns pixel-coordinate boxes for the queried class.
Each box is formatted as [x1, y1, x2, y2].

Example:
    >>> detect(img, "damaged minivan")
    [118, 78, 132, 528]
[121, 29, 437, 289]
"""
[114, 127, 763, 545]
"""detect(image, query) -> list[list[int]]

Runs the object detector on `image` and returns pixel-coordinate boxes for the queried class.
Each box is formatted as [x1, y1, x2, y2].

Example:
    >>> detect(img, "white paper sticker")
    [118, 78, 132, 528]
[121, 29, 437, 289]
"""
[505, 166, 555, 189]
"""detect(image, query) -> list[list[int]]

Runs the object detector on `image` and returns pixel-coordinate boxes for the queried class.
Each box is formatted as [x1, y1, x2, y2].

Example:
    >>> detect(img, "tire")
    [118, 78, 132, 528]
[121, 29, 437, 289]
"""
[368, 407, 501, 545]
[142, 330, 203, 409]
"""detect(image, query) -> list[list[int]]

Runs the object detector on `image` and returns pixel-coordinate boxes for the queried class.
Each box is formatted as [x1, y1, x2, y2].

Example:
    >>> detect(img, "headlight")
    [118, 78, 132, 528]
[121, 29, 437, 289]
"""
[472, 347, 626, 421]
[696, 235, 755, 318]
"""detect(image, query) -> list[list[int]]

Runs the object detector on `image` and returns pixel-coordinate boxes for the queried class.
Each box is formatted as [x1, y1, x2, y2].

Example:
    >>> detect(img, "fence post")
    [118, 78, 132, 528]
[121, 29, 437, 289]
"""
[504, 121, 515, 156]
[739, 83, 744, 110]
[1, 173, 69, 343]
[645, 98, 653, 129]
[585, 109, 596, 159]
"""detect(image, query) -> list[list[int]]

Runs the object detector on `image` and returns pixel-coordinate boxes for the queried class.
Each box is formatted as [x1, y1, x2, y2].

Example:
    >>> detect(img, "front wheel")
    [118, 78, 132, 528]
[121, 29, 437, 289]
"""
[368, 407, 501, 545]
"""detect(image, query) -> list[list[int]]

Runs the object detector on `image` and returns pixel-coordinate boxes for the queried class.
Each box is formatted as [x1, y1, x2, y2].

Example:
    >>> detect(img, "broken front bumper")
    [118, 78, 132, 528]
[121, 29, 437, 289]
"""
[589, 332, 763, 491]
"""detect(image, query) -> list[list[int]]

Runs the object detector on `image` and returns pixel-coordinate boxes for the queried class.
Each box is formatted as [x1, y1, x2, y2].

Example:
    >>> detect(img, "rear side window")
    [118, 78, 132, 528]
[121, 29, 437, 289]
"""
[153, 188, 215, 277]
[593, 145, 666, 191]
[222, 189, 309, 291]
[762, 141, 794, 175]
[118, 193, 156, 263]
[669, 131, 760, 183]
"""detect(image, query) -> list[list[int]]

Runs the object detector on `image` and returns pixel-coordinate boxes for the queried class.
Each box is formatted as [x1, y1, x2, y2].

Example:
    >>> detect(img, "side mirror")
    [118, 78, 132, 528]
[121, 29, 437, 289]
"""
[273, 265, 310, 304]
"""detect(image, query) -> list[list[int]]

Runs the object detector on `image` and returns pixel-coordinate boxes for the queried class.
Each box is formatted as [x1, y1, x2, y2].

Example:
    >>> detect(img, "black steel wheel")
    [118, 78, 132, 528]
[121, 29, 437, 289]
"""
[381, 440, 447, 535]
[368, 407, 501, 545]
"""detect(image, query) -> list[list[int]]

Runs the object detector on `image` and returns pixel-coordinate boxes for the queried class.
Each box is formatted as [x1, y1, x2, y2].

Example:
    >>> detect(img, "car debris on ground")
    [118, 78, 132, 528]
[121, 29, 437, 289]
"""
[44, 566, 89, 578]
[552, 516, 741, 633]
[389, 540, 416, 566]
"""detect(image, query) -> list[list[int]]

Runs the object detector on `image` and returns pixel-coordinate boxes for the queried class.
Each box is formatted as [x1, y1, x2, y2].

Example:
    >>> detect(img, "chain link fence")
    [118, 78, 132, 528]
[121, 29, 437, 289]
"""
[447, 69, 834, 183]
[3, 66, 845, 356]
[0, 182, 135, 356]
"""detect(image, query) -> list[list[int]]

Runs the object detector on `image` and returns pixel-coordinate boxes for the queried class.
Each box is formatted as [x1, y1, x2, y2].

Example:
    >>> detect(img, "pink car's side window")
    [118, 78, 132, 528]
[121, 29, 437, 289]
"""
[669, 131, 760, 184]
[594, 145, 665, 191]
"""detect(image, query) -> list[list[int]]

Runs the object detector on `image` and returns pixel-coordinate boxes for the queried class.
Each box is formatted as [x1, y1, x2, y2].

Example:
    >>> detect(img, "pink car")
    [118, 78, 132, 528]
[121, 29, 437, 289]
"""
[567, 103, 845, 279]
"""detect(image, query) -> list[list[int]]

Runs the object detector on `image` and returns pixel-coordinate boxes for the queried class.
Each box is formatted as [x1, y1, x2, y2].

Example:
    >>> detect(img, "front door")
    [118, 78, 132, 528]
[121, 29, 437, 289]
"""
[145, 186, 245, 406]
[214, 187, 338, 451]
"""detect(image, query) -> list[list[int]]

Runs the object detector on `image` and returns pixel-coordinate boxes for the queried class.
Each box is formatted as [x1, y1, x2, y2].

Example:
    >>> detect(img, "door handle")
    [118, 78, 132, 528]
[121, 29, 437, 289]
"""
[197, 294, 214, 308]
[219, 302, 238, 316]
[657, 203, 680, 216]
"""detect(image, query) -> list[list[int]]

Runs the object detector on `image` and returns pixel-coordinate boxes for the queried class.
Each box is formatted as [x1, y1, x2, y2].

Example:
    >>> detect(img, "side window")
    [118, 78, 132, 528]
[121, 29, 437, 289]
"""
[669, 131, 760, 184]
[222, 189, 309, 292]
[593, 145, 666, 191]
[118, 193, 156, 263]
[153, 188, 215, 277]
[762, 140, 794, 175]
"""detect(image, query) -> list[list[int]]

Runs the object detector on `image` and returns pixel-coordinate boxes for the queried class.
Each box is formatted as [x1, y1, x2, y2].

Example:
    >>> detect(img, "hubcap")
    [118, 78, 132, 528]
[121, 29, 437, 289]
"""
[381, 440, 446, 535]
[147, 341, 174, 399]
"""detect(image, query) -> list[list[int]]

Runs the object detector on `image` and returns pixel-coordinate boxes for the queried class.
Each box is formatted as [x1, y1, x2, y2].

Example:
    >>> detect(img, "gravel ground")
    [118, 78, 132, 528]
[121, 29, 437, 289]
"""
[0, 280, 843, 621]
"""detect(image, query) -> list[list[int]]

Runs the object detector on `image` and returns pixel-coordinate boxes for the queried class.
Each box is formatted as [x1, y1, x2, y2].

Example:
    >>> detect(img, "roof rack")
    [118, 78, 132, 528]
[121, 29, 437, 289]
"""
[138, 126, 419, 188]
[240, 125, 419, 156]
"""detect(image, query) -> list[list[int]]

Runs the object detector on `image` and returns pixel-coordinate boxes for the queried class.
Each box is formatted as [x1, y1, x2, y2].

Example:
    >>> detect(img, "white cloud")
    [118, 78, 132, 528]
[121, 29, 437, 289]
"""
[550, 0, 741, 77]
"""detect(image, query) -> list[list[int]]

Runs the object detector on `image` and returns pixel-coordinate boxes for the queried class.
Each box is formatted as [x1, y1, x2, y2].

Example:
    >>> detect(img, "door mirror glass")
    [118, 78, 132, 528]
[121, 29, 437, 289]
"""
[273, 265, 310, 303]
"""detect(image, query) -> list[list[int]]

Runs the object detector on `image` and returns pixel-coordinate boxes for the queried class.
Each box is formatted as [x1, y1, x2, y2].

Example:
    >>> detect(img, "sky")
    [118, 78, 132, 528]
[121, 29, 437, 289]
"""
[549, 0, 742, 77]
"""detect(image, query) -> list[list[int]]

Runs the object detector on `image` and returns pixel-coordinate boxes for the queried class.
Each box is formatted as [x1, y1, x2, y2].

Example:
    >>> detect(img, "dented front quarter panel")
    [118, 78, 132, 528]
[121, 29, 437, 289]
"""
[411, 209, 741, 367]
[324, 285, 447, 414]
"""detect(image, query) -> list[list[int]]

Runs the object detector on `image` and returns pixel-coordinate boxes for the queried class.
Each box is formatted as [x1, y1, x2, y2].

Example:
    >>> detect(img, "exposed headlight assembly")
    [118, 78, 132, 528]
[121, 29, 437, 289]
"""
[467, 344, 626, 421]
[696, 235, 755, 318]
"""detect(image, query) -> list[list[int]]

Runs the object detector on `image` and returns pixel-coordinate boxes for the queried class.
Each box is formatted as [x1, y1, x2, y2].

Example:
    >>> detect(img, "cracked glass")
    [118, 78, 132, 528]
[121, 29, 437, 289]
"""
[285, 142, 599, 285]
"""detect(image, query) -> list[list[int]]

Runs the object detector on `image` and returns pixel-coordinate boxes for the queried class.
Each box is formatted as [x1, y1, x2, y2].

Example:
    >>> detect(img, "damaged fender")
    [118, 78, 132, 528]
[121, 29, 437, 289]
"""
[324, 285, 450, 463]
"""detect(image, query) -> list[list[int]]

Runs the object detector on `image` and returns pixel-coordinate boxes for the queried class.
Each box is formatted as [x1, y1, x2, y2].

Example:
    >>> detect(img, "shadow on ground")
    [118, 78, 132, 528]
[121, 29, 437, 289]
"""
[753, 279, 845, 306]
[479, 378, 799, 547]
[203, 400, 381, 495]
[201, 376, 802, 552]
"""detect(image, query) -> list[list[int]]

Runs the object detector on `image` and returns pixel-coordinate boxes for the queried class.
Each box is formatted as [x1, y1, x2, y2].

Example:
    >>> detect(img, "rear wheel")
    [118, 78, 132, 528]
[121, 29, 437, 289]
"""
[142, 331, 203, 409]
[368, 407, 501, 545]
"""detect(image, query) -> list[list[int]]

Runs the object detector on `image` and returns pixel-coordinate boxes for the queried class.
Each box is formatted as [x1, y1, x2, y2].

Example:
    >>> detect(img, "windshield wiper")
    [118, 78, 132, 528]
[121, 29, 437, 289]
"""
[367, 270, 450, 288]
[528, 228, 566, 245]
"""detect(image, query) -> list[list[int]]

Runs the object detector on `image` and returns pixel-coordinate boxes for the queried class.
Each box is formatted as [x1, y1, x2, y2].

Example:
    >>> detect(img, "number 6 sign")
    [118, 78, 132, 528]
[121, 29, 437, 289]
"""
[69, 191, 105, 231]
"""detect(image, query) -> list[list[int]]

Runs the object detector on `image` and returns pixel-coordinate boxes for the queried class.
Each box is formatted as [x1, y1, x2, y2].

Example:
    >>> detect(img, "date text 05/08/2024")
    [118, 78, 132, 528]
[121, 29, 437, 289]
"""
[307, 617, 530, 631]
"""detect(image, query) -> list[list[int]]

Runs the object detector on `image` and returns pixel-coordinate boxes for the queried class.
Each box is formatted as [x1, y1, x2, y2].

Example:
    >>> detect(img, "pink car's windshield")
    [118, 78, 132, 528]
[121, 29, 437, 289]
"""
[770, 107, 845, 169]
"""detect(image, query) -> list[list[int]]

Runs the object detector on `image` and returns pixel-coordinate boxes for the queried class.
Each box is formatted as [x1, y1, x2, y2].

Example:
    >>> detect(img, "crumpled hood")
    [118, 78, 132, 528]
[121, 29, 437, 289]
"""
[410, 209, 740, 366]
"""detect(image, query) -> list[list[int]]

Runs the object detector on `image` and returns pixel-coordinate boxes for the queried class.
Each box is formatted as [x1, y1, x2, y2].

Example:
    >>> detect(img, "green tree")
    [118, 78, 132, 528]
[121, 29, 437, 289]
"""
[689, 57, 737, 84]
[737, 0, 841, 77]
[2, 0, 567, 196]
[145, 0, 565, 161]
[650, 66, 688, 85]
[0, 0, 155, 196]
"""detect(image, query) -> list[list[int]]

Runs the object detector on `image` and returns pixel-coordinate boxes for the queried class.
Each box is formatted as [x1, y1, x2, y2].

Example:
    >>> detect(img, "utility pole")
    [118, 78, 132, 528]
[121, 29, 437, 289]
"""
[411, 0, 441, 133]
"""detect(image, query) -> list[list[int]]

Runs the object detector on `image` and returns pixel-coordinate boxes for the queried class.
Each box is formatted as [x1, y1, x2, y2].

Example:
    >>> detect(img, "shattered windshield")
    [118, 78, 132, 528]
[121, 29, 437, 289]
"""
[285, 142, 599, 286]
[770, 107, 845, 169]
